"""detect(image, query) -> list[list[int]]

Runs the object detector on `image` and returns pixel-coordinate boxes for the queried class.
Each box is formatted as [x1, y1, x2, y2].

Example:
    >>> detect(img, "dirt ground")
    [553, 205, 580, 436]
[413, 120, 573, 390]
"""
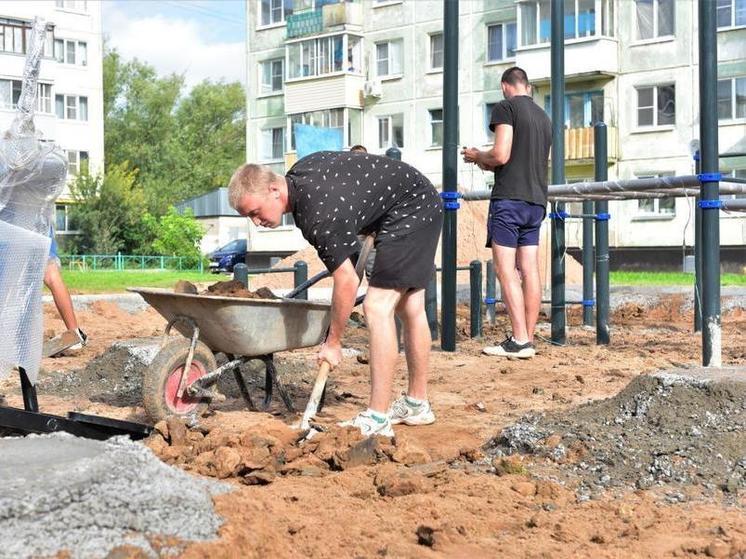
[3, 294, 746, 558]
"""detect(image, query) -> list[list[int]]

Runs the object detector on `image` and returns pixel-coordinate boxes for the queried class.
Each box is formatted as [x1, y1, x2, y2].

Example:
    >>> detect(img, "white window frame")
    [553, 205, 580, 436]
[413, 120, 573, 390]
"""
[286, 33, 353, 81]
[55, 94, 88, 121]
[288, 107, 346, 151]
[634, 0, 675, 41]
[37, 83, 52, 114]
[56, 0, 88, 12]
[429, 33, 443, 71]
[717, 76, 746, 121]
[518, 0, 551, 46]
[260, 127, 285, 162]
[55, 203, 79, 233]
[717, 0, 746, 29]
[259, 58, 284, 95]
[486, 22, 517, 63]
[258, 0, 292, 28]
[54, 38, 87, 65]
[66, 150, 89, 176]
[635, 173, 676, 217]
[375, 40, 402, 78]
[376, 114, 404, 150]
[429, 108, 443, 147]
[635, 84, 675, 128]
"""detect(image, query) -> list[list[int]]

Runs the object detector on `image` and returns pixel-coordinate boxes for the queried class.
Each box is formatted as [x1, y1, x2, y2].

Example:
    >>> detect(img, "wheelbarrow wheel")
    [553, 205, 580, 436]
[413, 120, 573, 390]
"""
[143, 338, 217, 423]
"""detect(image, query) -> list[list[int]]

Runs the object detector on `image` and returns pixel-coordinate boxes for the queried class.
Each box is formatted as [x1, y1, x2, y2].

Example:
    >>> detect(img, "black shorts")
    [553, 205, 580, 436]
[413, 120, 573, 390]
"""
[368, 212, 443, 290]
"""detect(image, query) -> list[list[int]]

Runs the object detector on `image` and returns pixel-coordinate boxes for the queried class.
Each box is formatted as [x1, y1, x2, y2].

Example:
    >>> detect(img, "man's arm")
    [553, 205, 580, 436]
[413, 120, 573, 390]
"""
[317, 257, 359, 368]
[461, 124, 514, 170]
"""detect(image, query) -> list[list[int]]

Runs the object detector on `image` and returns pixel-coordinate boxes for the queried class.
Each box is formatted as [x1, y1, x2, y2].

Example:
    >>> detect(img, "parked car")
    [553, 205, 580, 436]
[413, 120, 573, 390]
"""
[208, 239, 247, 273]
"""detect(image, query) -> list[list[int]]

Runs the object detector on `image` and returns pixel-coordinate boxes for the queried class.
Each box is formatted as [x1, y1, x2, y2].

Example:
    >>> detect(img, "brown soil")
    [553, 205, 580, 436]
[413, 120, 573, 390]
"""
[204, 280, 279, 300]
[2, 295, 745, 558]
[252, 204, 583, 291]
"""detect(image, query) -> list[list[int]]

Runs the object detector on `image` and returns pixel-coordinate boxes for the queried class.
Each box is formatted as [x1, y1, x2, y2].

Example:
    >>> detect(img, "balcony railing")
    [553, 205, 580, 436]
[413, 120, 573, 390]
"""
[557, 125, 618, 162]
[286, 2, 362, 39]
[286, 9, 323, 39]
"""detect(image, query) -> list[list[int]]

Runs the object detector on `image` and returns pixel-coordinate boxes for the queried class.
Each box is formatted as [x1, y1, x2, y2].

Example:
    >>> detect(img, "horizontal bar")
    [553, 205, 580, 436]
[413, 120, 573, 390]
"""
[246, 267, 295, 274]
[722, 199, 746, 212]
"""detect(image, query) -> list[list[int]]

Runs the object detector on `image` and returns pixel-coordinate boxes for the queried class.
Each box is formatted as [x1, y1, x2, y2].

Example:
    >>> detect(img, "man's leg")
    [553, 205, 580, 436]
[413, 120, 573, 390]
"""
[395, 288, 429, 400]
[44, 260, 78, 332]
[517, 245, 541, 343]
[363, 286, 403, 413]
[492, 243, 529, 342]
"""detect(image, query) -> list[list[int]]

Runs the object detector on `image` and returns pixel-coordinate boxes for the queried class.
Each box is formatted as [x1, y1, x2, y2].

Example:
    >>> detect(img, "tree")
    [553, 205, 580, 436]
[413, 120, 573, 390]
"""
[144, 207, 205, 267]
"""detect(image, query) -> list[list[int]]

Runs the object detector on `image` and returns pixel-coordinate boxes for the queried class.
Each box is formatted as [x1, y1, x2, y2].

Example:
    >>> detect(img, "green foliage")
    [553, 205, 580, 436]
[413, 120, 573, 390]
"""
[68, 164, 148, 254]
[145, 207, 206, 267]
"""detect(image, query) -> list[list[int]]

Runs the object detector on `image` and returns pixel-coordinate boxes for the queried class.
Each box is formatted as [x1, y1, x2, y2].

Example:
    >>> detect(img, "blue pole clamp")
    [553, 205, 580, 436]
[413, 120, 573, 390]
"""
[697, 172, 722, 183]
[548, 210, 568, 220]
[440, 191, 461, 210]
[594, 212, 611, 221]
[582, 299, 595, 307]
[484, 297, 497, 305]
[697, 199, 723, 209]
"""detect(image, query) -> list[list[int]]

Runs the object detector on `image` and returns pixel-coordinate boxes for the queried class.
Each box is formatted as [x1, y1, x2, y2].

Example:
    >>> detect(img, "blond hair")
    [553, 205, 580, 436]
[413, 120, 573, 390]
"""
[228, 164, 279, 209]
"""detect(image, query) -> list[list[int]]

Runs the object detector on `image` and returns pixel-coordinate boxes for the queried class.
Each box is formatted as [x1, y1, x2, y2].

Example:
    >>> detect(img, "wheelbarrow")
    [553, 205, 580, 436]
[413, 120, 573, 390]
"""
[129, 287, 332, 423]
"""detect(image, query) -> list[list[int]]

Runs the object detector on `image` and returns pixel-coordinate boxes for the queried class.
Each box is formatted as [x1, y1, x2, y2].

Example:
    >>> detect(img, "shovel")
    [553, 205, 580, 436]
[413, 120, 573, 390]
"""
[298, 235, 374, 432]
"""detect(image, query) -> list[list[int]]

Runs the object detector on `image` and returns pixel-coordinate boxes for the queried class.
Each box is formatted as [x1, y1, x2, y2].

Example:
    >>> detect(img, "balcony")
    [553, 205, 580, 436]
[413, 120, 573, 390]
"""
[550, 126, 619, 163]
[286, 2, 362, 39]
[285, 73, 364, 114]
[516, 36, 618, 83]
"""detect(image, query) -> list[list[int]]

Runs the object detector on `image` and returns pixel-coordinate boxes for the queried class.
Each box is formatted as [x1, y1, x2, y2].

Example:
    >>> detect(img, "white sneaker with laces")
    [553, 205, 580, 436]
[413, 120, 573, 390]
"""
[339, 411, 395, 437]
[388, 395, 436, 426]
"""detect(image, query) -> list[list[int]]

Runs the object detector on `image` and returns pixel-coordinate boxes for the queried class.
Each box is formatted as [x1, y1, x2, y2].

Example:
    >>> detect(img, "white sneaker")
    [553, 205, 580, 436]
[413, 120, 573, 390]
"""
[340, 411, 395, 437]
[388, 395, 436, 426]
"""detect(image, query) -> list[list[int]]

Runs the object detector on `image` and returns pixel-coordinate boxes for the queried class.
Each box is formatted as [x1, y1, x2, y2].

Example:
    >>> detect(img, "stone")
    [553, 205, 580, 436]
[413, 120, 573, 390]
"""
[511, 481, 537, 497]
[214, 447, 241, 479]
[392, 437, 431, 466]
[166, 417, 188, 447]
[705, 541, 730, 558]
[174, 280, 198, 294]
[375, 465, 432, 497]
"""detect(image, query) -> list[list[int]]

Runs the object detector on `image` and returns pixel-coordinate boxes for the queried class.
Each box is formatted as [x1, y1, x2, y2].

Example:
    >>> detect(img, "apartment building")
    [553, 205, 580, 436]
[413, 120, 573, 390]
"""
[0, 0, 104, 250]
[245, 0, 746, 270]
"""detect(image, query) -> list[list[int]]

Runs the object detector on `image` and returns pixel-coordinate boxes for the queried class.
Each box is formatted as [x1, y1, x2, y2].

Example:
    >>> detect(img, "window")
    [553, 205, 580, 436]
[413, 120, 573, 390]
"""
[487, 22, 517, 62]
[429, 33, 443, 70]
[260, 59, 283, 94]
[721, 169, 746, 202]
[55, 204, 79, 232]
[545, 91, 604, 128]
[37, 83, 52, 113]
[0, 79, 39, 110]
[289, 108, 344, 150]
[564, 0, 597, 39]
[261, 128, 285, 161]
[429, 109, 443, 147]
[636, 173, 675, 216]
[375, 40, 402, 77]
[717, 0, 746, 28]
[56, 0, 88, 11]
[260, 0, 293, 26]
[636, 84, 675, 127]
[635, 0, 674, 40]
[54, 39, 87, 65]
[66, 150, 89, 176]
[519, 0, 551, 45]
[717, 76, 746, 120]
[377, 114, 404, 150]
[484, 102, 497, 140]
[55, 94, 88, 121]
[0, 18, 32, 54]
[286, 34, 346, 79]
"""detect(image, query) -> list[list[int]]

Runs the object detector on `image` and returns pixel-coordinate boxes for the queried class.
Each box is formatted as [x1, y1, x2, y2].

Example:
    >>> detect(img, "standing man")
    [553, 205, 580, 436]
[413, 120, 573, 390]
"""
[228, 151, 443, 436]
[462, 66, 551, 359]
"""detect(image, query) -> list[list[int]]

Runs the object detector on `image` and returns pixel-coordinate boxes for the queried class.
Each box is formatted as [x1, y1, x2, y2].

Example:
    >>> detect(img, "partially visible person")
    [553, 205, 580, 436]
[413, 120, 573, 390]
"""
[44, 232, 87, 355]
[350, 144, 367, 153]
[462, 66, 551, 359]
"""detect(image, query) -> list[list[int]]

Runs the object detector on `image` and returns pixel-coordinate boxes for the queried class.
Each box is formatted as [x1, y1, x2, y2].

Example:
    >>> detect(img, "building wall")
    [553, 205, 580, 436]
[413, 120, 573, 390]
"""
[245, 0, 746, 262]
[0, 0, 104, 244]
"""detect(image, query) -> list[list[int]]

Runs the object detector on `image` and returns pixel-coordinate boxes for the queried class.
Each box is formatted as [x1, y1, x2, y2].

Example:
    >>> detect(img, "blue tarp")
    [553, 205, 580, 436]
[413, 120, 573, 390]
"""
[295, 124, 343, 159]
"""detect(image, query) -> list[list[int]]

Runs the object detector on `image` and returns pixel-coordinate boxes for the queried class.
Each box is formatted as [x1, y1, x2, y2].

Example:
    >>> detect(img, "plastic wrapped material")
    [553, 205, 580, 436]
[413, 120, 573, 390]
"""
[0, 17, 67, 383]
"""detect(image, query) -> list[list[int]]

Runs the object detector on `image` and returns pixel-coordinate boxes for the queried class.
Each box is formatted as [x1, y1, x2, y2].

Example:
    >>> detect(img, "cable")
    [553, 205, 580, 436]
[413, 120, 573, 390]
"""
[161, 1, 245, 28]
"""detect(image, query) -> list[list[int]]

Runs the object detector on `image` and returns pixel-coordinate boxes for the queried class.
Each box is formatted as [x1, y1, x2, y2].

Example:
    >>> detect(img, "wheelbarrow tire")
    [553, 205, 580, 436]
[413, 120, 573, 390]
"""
[143, 338, 217, 423]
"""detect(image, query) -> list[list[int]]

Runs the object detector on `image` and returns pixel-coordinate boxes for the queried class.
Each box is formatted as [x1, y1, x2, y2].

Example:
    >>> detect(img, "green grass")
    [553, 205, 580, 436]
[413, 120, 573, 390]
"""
[610, 271, 746, 286]
[53, 270, 218, 294]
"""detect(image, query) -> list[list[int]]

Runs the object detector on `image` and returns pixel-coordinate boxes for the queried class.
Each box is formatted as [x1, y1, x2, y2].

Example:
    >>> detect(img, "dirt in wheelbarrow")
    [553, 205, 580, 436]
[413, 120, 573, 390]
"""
[2, 293, 746, 558]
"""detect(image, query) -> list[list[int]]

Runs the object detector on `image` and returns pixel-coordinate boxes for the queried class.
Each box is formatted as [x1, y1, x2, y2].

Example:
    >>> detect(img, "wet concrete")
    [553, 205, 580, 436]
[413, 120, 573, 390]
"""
[0, 433, 229, 559]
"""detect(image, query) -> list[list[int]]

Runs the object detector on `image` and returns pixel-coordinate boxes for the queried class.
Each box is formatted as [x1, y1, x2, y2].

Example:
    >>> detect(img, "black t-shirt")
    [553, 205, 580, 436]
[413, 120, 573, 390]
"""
[490, 95, 552, 206]
[286, 151, 442, 273]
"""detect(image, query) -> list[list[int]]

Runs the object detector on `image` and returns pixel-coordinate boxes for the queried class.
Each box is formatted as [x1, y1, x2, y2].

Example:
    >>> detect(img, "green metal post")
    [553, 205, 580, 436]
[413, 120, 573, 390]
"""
[293, 260, 308, 300]
[440, 0, 459, 352]
[693, 151, 703, 333]
[234, 263, 249, 288]
[485, 260, 496, 325]
[594, 122, 610, 345]
[469, 260, 482, 338]
[550, 0, 566, 345]
[582, 200, 594, 326]
[697, 0, 721, 367]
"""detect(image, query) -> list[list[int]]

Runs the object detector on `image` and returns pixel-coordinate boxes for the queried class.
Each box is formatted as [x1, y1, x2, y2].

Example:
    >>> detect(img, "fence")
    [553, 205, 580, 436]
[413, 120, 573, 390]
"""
[58, 253, 205, 272]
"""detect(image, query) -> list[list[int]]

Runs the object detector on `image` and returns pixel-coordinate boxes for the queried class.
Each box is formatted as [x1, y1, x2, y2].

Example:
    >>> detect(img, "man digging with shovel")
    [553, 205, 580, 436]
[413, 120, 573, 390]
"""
[228, 151, 443, 437]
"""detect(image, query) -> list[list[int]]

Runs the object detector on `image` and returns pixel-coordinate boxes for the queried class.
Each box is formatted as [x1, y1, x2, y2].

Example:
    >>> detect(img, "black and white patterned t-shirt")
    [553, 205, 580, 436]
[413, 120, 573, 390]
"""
[286, 151, 442, 273]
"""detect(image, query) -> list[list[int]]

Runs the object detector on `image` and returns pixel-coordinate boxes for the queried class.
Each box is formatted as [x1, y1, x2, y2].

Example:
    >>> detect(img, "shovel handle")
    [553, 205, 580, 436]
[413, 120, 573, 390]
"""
[299, 361, 331, 430]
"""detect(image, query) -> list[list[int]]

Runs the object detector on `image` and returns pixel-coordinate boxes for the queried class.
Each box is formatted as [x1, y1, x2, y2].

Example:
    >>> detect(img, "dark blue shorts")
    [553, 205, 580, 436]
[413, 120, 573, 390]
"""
[486, 199, 546, 248]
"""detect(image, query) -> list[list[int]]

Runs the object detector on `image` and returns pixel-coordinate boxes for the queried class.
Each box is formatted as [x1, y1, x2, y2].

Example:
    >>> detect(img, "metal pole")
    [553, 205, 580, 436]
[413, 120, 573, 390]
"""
[698, 0, 721, 367]
[425, 272, 438, 341]
[440, 0, 458, 352]
[594, 122, 610, 345]
[293, 260, 308, 300]
[550, 0, 566, 345]
[469, 260, 482, 338]
[582, 199, 594, 326]
[233, 263, 249, 288]
[485, 260, 496, 325]
[693, 151, 703, 332]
